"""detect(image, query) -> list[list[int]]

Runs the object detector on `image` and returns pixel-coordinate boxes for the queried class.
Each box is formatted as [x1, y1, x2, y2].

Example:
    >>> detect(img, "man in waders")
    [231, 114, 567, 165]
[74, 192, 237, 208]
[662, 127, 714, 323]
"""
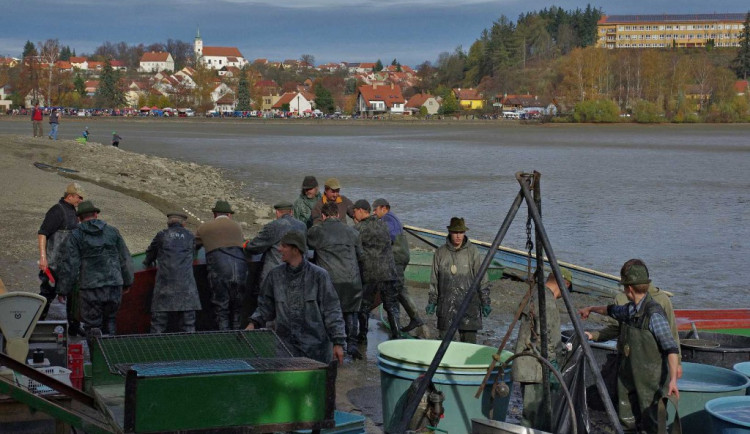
[511, 267, 572, 431]
[579, 263, 680, 433]
[38, 182, 85, 334]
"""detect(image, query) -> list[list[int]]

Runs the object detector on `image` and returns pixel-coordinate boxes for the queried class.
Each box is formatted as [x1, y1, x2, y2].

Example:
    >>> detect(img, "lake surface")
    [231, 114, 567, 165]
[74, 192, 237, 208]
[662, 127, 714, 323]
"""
[3, 119, 748, 308]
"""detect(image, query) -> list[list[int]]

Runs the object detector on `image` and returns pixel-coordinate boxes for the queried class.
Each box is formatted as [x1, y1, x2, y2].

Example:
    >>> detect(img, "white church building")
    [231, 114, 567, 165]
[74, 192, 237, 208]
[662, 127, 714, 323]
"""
[194, 28, 248, 70]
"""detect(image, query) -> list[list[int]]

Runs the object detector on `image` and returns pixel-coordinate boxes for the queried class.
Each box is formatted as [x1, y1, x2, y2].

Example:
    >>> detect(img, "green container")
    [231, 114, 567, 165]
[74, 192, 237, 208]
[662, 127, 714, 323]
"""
[669, 362, 750, 434]
[377, 340, 513, 434]
[705, 396, 750, 433]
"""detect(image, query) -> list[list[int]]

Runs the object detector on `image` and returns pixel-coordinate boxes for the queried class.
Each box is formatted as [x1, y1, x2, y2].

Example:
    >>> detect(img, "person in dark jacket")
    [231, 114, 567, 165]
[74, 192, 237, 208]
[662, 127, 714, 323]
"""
[426, 217, 491, 344]
[143, 211, 202, 333]
[248, 231, 346, 365]
[243, 202, 307, 282]
[307, 202, 364, 359]
[195, 200, 248, 330]
[57, 201, 134, 336]
[38, 183, 84, 324]
[353, 199, 401, 341]
[112, 131, 122, 147]
[48, 108, 60, 140]
[310, 178, 355, 225]
[372, 198, 424, 333]
[293, 176, 321, 228]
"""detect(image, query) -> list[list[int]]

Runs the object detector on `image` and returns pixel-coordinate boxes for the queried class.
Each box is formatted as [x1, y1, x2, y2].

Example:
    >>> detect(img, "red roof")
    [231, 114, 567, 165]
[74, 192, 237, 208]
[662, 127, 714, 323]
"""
[69, 56, 87, 64]
[110, 60, 126, 67]
[453, 88, 482, 101]
[358, 84, 405, 108]
[216, 94, 235, 105]
[405, 93, 435, 108]
[141, 51, 170, 62]
[55, 60, 72, 69]
[202, 46, 243, 57]
[273, 92, 297, 108]
[735, 80, 748, 94]
[87, 61, 103, 69]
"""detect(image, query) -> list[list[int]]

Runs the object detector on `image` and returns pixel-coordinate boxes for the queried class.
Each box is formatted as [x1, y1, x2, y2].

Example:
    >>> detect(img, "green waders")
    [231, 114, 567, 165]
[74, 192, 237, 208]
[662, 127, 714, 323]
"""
[617, 294, 669, 433]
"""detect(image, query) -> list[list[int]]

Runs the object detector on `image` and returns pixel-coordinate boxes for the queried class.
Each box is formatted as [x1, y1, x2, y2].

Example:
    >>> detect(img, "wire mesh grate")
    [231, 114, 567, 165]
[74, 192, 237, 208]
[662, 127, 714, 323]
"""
[96, 330, 292, 374]
[113, 357, 326, 377]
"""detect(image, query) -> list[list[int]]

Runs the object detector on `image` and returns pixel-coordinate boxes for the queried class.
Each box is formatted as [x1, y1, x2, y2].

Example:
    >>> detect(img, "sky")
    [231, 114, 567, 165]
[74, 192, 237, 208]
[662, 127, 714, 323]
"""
[3, 0, 749, 67]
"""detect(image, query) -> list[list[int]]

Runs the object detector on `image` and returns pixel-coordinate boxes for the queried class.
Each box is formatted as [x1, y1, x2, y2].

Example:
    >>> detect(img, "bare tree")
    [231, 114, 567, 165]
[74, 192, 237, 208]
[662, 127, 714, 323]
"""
[300, 54, 315, 67]
[39, 39, 60, 106]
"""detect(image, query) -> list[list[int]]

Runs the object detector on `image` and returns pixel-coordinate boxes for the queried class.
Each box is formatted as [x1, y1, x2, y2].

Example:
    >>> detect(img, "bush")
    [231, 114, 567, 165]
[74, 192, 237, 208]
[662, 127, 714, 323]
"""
[572, 99, 620, 123]
[633, 100, 663, 123]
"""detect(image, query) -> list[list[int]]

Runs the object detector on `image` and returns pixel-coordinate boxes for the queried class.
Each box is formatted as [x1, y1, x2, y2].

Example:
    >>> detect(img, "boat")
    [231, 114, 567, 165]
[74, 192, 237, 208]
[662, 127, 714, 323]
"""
[675, 309, 750, 337]
[404, 225, 621, 298]
[679, 331, 750, 369]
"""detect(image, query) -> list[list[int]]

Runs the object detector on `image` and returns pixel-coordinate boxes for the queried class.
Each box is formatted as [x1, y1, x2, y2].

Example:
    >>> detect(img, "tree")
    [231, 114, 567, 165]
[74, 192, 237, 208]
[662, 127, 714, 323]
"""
[235, 68, 252, 111]
[95, 59, 125, 108]
[314, 83, 335, 113]
[300, 54, 315, 67]
[732, 12, 750, 79]
[39, 39, 60, 106]
[439, 90, 459, 115]
[22, 41, 37, 58]
[191, 61, 216, 114]
[74, 74, 86, 97]
[60, 46, 72, 61]
[374, 59, 383, 72]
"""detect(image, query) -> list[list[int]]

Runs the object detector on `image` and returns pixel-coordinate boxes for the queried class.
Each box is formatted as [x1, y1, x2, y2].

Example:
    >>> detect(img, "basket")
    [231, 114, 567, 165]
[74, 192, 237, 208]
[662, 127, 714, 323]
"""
[14, 366, 72, 395]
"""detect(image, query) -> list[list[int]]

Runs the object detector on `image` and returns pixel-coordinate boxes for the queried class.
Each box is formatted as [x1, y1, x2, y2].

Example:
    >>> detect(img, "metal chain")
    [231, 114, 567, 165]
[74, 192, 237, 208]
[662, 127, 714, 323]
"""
[525, 211, 539, 341]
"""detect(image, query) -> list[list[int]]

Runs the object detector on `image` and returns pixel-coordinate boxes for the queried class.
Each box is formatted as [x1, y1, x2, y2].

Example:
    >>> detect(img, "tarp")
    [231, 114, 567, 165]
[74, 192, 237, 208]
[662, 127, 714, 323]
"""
[139, 106, 150, 111]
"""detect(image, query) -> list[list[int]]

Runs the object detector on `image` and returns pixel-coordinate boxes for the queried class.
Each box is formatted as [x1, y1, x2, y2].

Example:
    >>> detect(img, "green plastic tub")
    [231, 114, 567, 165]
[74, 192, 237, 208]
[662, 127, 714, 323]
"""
[734, 362, 750, 395]
[705, 396, 750, 433]
[377, 339, 513, 434]
[669, 362, 750, 434]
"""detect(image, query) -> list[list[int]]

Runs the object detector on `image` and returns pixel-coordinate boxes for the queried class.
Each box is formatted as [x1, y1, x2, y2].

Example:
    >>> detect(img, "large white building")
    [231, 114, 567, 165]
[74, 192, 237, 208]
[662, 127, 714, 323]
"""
[139, 51, 175, 72]
[194, 28, 248, 70]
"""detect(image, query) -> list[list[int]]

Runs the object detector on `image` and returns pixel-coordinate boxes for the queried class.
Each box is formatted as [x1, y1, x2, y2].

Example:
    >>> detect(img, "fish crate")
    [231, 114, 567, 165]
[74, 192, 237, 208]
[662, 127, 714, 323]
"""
[14, 366, 72, 395]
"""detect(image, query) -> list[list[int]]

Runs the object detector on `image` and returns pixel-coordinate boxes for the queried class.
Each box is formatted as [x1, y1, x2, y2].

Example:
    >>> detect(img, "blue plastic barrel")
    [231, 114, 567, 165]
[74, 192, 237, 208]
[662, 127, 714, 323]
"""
[705, 396, 750, 433]
[734, 362, 750, 395]
[669, 362, 750, 434]
[377, 340, 513, 434]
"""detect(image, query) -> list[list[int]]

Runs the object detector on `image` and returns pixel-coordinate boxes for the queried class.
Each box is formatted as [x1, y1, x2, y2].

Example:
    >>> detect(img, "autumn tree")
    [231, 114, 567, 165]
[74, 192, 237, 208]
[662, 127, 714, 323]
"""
[191, 61, 216, 114]
[300, 54, 315, 67]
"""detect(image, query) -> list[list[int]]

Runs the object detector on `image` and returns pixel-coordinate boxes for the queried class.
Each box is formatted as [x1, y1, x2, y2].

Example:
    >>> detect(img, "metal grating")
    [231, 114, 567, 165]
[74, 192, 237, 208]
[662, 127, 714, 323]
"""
[96, 330, 292, 374]
[113, 357, 326, 377]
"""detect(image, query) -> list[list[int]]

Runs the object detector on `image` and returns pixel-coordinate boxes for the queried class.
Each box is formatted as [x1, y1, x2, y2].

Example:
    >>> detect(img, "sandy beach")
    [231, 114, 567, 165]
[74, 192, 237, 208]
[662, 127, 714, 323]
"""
[0, 132, 610, 432]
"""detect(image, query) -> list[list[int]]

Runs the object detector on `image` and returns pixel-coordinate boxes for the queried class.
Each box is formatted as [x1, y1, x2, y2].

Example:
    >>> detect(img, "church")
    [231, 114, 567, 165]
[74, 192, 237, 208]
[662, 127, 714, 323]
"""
[194, 28, 248, 70]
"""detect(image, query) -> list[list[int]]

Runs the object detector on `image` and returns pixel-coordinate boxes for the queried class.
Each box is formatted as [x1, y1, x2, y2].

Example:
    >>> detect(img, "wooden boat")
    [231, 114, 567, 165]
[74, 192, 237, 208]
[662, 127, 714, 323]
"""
[675, 309, 750, 337]
[404, 225, 621, 298]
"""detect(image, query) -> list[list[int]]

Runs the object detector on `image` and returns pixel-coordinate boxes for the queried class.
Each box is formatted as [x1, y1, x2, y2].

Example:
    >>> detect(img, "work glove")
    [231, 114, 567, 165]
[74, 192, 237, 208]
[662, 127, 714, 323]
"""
[482, 304, 492, 317]
[425, 303, 436, 315]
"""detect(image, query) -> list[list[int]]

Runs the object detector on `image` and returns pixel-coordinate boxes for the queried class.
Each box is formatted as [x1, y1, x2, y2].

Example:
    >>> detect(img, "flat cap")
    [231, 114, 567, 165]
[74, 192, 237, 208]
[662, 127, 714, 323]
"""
[167, 211, 188, 219]
[274, 201, 294, 211]
[324, 178, 341, 190]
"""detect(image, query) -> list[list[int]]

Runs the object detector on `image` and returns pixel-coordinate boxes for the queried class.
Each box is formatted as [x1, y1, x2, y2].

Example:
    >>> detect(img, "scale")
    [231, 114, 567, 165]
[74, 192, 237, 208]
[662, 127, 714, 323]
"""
[0, 292, 46, 363]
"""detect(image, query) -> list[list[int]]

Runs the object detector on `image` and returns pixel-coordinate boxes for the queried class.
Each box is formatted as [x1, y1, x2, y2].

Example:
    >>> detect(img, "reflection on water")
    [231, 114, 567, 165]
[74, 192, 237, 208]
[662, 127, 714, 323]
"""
[4, 121, 748, 308]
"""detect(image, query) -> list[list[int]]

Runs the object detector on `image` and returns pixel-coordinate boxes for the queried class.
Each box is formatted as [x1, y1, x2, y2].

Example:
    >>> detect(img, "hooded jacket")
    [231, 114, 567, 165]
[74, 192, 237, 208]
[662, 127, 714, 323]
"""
[58, 219, 134, 295]
[428, 236, 490, 331]
[143, 223, 201, 312]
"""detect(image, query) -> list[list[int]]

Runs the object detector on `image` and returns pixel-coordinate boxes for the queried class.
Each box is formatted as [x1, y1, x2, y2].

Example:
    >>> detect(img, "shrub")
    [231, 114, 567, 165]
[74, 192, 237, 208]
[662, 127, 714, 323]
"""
[633, 100, 663, 123]
[572, 99, 620, 123]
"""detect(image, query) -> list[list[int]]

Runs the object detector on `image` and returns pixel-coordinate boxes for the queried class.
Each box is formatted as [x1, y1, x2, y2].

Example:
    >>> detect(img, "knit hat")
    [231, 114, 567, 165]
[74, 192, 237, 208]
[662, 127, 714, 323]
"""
[211, 200, 234, 214]
[302, 176, 318, 189]
[446, 217, 468, 232]
[280, 230, 307, 253]
[76, 200, 100, 216]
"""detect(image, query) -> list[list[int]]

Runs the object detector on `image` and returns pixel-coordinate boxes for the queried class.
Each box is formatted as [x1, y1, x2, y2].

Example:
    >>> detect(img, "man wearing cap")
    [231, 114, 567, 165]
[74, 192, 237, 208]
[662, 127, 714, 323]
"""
[57, 201, 134, 336]
[37, 182, 85, 332]
[244, 202, 307, 282]
[307, 202, 364, 359]
[372, 198, 424, 333]
[143, 211, 202, 333]
[352, 199, 401, 341]
[426, 217, 491, 344]
[196, 200, 248, 330]
[579, 262, 680, 433]
[293, 176, 321, 228]
[247, 231, 346, 365]
[512, 268, 572, 431]
[310, 178, 355, 226]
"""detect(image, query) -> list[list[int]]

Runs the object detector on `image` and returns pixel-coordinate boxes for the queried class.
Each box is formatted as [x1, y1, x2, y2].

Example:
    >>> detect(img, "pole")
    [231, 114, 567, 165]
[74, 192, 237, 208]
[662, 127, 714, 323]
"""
[515, 173, 624, 434]
[390, 190, 525, 433]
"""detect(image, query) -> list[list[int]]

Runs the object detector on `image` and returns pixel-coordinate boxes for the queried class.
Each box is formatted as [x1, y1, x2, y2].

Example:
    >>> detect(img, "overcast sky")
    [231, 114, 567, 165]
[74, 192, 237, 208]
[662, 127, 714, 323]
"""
[3, 1, 748, 67]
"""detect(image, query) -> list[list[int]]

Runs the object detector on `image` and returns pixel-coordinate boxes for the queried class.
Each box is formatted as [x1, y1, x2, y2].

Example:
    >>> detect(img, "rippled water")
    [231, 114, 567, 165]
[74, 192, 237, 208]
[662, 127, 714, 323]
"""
[4, 120, 748, 307]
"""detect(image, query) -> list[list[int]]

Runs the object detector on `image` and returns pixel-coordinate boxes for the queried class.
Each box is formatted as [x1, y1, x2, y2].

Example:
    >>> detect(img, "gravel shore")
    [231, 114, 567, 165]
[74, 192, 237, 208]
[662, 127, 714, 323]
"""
[0, 132, 610, 432]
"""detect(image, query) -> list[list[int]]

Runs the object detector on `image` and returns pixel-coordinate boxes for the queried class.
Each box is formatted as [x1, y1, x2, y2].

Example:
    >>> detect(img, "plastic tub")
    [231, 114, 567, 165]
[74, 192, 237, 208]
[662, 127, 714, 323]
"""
[705, 396, 750, 433]
[734, 362, 750, 395]
[669, 362, 750, 434]
[377, 339, 513, 434]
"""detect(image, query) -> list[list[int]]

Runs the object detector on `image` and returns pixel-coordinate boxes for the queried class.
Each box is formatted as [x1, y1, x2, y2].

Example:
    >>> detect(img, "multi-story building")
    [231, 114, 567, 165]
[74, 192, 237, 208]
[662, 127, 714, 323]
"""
[597, 13, 746, 49]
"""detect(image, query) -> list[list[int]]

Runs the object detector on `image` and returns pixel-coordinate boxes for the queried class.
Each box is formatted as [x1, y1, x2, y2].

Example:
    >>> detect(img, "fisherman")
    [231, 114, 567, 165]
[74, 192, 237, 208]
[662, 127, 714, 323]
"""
[426, 217, 491, 344]
[512, 268, 572, 431]
[247, 231, 346, 365]
[243, 201, 307, 282]
[37, 182, 84, 335]
[372, 198, 424, 333]
[195, 200, 248, 330]
[584, 259, 682, 427]
[353, 199, 401, 341]
[143, 211, 202, 333]
[579, 262, 680, 433]
[307, 202, 364, 359]
[57, 201, 134, 337]
[293, 175, 321, 228]
[310, 178, 355, 225]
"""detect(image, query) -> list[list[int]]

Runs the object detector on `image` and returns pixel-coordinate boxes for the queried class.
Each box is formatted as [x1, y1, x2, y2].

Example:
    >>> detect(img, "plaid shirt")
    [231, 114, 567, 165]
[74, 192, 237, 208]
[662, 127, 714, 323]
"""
[608, 298, 679, 355]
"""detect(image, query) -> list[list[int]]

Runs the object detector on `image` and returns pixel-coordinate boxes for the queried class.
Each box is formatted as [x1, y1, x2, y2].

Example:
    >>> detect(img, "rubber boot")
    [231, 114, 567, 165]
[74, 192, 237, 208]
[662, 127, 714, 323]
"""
[385, 306, 402, 340]
[399, 292, 424, 332]
[345, 313, 363, 359]
[357, 312, 369, 344]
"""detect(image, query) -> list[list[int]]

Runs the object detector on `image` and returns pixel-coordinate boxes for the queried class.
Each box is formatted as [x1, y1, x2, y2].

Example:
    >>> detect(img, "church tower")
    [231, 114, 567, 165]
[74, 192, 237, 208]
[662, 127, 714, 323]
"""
[194, 26, 203, 59]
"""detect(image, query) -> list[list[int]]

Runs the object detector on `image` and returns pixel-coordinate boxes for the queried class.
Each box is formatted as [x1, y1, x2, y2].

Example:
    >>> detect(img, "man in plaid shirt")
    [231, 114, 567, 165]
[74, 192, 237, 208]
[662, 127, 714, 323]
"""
[579, 262, 679, 433]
